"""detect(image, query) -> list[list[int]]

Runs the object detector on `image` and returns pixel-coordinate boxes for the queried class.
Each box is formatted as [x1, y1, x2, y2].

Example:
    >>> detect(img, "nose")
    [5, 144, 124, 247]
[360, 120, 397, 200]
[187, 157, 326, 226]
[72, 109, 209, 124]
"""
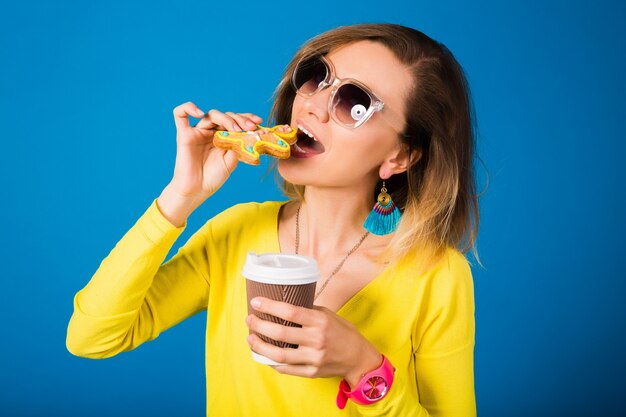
[301, 84, 331, 123]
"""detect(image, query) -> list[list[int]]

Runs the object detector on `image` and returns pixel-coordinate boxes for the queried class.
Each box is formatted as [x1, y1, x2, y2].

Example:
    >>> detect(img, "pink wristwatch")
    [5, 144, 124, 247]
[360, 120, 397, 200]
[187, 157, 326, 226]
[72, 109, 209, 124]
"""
[336, 355, 395, 410]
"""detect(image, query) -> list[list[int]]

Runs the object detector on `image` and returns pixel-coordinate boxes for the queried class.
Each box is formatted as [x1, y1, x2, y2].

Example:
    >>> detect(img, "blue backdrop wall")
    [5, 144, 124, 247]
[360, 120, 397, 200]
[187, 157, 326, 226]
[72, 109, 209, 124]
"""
[1, 1, 624, 416]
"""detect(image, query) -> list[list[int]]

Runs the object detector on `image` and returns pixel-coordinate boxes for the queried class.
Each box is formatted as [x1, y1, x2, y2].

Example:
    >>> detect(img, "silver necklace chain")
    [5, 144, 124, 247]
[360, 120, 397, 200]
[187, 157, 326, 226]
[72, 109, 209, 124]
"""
[295, 203, 370, 300]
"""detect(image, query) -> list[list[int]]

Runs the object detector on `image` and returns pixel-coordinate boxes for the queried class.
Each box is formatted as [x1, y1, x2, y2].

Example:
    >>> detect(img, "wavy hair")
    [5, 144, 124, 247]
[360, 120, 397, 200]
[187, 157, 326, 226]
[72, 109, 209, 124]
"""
[268, 23, 482, 271]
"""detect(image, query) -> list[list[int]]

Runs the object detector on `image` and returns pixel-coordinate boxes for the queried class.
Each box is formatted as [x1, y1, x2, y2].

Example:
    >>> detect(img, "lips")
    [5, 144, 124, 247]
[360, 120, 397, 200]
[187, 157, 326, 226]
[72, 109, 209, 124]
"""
[291, 121, 325, 158]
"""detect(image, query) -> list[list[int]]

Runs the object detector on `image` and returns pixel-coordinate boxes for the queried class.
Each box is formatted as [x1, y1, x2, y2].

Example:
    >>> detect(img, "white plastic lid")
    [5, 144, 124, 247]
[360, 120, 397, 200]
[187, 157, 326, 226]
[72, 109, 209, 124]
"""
[242, 252, 320, 285]
[251, 351, 285, 366]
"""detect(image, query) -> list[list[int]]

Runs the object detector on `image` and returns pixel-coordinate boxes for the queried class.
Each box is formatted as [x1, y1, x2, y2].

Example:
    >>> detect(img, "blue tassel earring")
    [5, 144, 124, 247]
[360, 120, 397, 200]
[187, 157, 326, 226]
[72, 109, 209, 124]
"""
[363, 180, 402, 235]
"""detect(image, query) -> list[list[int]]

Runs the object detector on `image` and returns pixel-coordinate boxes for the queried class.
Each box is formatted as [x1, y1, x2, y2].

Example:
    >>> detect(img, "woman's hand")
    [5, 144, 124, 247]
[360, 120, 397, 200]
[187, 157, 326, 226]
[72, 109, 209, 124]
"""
[245, 297, 383, 389]
[168, 102, 263, 201]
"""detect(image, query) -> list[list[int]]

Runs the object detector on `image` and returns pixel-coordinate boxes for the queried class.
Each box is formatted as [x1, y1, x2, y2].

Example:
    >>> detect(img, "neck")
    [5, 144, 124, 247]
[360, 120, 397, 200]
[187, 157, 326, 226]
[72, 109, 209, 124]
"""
[297, 184, 374, 259]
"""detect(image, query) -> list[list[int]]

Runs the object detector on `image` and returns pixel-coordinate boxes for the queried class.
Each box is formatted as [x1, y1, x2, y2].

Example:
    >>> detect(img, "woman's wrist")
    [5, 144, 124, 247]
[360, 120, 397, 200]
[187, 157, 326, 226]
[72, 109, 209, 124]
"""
[157, 184, 205, 228]
[344, 344, 384, 390]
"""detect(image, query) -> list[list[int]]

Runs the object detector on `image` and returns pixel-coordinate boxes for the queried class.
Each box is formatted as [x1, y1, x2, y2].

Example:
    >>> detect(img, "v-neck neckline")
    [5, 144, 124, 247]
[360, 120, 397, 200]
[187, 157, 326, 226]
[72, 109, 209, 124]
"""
[269, 200, 392, 316]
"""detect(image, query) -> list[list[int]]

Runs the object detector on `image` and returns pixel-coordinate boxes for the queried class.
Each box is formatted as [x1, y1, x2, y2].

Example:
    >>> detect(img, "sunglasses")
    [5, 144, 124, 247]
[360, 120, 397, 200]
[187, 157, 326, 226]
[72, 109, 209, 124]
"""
[291, 54, 403, 131]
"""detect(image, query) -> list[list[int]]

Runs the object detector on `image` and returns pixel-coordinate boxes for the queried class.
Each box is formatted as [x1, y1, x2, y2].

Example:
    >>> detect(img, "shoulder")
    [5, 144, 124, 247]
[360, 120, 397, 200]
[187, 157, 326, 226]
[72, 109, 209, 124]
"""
[203, 200, 287, 237]
[409, 247, 476, 354]
[430, 247, 473, 282]
[428, 247, 474, 298]
[210, 200, 285, 221]
[399, 246, 474, 303]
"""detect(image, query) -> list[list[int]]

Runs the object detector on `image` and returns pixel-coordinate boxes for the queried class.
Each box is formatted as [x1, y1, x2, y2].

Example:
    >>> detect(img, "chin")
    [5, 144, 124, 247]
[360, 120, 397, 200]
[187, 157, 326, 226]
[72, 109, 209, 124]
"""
[277, 158, 302, 185]
[277, 158, 322, 188]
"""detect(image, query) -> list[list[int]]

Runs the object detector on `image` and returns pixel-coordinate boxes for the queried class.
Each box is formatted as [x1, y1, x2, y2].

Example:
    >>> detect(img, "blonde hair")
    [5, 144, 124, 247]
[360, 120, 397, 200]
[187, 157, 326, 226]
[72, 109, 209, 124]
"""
[268, 23, 482, 273]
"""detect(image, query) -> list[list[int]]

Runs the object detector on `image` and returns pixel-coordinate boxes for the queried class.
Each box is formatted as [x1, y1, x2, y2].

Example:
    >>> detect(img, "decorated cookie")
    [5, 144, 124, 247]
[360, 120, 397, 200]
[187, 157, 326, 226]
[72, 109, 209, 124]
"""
[213, 124, 297, 165]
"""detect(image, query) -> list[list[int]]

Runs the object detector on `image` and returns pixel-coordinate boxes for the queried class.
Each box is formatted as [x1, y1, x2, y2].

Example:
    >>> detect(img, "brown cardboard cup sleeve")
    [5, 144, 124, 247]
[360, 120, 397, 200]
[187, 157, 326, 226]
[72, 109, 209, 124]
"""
[242, 252, 320, 365]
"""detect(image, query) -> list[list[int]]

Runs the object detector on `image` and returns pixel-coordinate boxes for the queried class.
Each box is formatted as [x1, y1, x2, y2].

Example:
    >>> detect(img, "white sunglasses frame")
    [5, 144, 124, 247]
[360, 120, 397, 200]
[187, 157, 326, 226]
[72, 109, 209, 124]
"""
[291, 54, 403, 132]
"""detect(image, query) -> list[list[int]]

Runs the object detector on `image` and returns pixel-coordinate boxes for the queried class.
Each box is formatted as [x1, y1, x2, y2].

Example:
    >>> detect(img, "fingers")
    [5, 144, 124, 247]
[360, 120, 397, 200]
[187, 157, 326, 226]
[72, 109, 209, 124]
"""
[271, 363, 320, 378]
[173, 101, 206, 131]
[246, 313, 309, 346]
[238, 113, 263, 125]
[226, 111, 263, 131]
[202, 109, 241, 131]
[276, 124, 292, 133]
[249, 297, 320, 327]
[222, 149, 239, 175]
[246, 333, 310, 366]
[173, 102, 263, 132]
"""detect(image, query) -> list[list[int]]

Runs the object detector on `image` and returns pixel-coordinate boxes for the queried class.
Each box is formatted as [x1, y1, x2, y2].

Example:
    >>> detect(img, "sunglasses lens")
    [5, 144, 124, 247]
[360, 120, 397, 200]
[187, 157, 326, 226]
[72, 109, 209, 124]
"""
[293, 56, 328, 94]
[332, 83, 372, 126]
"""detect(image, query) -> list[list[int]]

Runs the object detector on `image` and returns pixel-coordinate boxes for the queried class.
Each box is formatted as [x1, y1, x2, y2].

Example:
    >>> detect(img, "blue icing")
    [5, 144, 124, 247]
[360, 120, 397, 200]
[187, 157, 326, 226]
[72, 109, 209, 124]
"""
[245, 145, 254, 153]
[278, 140, 286, 147]
[222, 131, 229, 136]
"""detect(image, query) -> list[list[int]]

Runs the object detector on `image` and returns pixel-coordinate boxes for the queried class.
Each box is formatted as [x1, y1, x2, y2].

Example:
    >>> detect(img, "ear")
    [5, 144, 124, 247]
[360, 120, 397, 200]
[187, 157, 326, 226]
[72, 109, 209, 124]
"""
[379, 144, 422, 179]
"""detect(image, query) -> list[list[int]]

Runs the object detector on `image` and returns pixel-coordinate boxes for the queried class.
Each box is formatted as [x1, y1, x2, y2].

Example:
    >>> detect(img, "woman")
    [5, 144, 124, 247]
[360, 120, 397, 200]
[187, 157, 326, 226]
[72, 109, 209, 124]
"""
[67, 23, 480, 416]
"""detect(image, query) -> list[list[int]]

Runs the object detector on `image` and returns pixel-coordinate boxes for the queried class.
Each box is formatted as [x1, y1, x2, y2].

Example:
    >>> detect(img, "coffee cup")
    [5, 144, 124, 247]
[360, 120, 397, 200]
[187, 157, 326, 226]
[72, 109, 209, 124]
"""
[242, 252, 320, 365]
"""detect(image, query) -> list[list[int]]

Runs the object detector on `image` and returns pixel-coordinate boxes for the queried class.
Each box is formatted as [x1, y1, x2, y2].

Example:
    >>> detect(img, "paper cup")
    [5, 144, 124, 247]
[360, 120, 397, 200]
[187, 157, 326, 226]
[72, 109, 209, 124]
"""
[243, 252, 320, 365]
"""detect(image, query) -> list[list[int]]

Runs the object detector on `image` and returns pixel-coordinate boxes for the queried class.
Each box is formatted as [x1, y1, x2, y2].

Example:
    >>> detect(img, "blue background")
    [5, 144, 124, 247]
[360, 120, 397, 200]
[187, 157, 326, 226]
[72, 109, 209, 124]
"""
[1, 0, 624, 416]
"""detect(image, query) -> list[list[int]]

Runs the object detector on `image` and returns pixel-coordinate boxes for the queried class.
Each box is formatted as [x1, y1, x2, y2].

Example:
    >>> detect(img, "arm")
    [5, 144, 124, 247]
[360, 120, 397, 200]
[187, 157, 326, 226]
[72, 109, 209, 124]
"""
[243, 248, 475, 416]
[66, 197, 211, 359]
[66, 103, 263, 358]
[351, 250, 476, 416]
[412, 250, 476, 416]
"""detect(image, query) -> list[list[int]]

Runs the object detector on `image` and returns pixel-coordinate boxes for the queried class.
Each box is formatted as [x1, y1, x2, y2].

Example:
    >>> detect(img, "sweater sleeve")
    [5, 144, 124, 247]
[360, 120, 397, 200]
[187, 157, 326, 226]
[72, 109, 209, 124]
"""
[66, 198, 211, 359]
[412, 250, 476, 416]
[348, 249, 476, 417]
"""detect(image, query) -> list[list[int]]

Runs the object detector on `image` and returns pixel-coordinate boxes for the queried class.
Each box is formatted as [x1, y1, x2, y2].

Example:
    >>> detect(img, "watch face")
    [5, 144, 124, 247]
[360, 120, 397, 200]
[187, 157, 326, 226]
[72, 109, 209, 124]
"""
[361, 375, 388, 400]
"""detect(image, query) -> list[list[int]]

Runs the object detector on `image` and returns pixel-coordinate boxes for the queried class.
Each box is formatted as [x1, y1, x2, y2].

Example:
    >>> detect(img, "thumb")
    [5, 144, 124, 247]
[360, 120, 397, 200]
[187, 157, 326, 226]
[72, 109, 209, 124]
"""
[312, 305, 332, 313]
[223, 150, 240, 175]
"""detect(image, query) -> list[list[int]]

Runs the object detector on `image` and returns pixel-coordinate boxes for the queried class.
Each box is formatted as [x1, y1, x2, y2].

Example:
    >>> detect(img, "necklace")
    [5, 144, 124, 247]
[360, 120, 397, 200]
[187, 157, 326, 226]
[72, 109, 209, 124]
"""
[295, 204, 370, 300]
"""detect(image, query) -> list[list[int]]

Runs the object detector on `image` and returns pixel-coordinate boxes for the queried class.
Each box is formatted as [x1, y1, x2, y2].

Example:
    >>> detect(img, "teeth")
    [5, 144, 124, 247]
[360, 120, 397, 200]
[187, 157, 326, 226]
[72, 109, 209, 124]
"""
[293, 143, 308, 153]
[297, 124, 318, 142]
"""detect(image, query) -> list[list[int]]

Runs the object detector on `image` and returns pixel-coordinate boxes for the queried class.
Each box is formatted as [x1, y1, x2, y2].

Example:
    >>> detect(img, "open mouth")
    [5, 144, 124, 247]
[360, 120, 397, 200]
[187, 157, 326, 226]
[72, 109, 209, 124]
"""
[291, 125, 326, 158]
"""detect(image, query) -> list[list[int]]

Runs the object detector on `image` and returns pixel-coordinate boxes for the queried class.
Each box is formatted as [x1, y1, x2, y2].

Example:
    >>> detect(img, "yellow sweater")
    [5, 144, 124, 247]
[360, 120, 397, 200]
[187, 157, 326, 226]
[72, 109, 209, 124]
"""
[66, 198, 476, 417]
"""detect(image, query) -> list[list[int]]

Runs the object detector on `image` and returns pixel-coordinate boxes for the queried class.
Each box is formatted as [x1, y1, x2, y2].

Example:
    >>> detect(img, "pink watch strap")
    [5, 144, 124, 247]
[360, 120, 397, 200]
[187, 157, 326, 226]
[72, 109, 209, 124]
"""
[336, 355, 395, 409]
